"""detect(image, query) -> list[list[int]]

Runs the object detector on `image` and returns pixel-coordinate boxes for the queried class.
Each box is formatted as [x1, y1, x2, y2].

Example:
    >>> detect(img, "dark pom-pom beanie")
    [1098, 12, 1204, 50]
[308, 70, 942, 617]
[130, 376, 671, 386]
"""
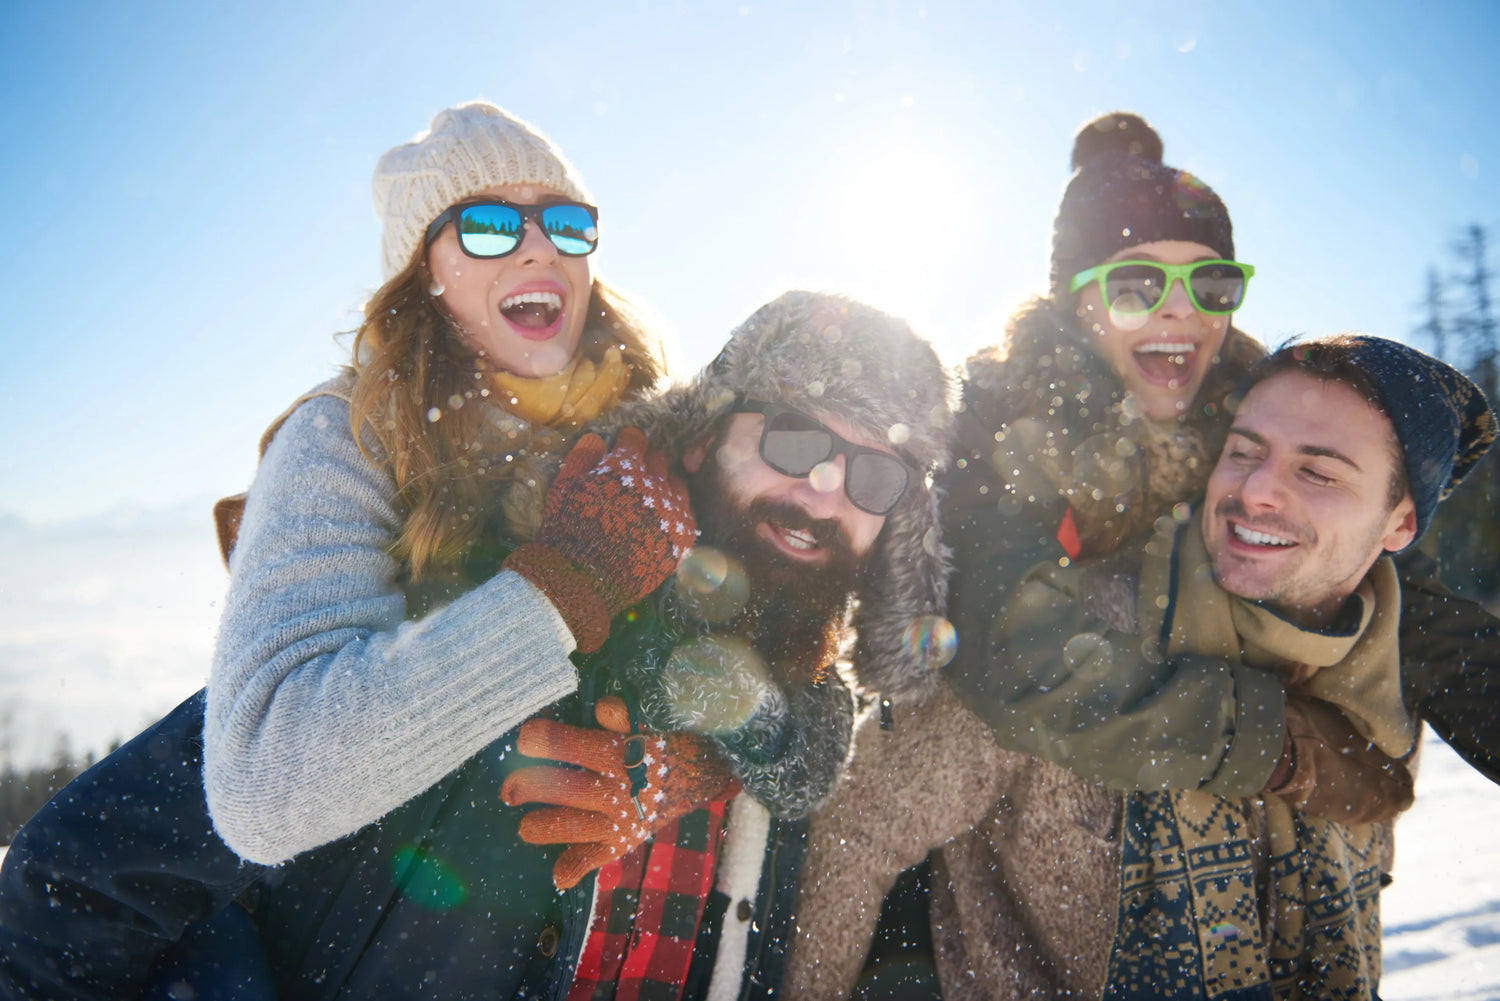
[1050, 112, 1235, 298]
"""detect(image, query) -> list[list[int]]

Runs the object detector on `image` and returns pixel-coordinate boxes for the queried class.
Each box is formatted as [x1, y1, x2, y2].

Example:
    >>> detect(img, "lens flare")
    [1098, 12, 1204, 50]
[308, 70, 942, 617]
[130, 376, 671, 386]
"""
[661, 637, 769, 732]
[1107, 301, 1151, 330]
[903, 615, 958, 670]
[808, 460, 843, 494]
[392, 845, 468, 910]
[675, 546, 750, 621]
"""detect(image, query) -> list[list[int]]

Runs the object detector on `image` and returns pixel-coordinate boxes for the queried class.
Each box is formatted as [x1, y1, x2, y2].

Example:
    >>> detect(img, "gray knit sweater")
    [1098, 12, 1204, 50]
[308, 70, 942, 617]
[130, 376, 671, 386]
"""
[204, 393, 579, 865]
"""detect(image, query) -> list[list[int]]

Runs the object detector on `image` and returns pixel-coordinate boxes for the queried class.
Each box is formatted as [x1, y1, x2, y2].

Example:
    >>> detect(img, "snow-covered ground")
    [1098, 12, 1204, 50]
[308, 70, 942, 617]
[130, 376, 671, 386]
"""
[1384, 726, 1500, 1000]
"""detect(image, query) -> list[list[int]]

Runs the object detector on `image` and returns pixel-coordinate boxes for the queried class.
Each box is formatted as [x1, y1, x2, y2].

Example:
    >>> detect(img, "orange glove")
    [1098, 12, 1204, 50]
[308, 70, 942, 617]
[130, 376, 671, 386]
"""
[503, 427, 696, 653]
[501, 696, 740, 890]
[1262, 695, 1415, 825]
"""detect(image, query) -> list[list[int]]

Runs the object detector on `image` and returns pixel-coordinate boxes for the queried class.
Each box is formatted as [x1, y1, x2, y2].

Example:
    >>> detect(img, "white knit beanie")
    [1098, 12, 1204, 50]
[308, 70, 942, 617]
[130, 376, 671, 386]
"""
[371, 101, 594, 280]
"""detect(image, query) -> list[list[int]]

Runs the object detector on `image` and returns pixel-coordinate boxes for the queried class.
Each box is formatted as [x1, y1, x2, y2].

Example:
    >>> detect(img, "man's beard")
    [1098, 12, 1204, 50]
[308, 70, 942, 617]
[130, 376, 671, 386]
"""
[687, 453, 862, 678]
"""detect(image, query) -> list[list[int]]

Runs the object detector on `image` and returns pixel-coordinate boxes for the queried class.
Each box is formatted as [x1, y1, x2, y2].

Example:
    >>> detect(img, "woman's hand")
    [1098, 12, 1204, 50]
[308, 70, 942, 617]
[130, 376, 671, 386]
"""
[503, 427, 697, 652]
[501, 696, 739, 889]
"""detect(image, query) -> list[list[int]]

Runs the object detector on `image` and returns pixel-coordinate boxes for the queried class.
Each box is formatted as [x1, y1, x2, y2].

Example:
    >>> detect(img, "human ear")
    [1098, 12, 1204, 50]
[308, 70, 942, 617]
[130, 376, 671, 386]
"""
[1380, 495, 1418, 553]
[682, 440, 708, 475]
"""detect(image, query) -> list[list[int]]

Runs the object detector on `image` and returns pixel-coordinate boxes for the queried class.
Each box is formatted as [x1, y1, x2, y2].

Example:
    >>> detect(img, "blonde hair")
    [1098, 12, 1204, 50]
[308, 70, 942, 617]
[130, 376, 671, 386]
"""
[348, 253, 667, 579]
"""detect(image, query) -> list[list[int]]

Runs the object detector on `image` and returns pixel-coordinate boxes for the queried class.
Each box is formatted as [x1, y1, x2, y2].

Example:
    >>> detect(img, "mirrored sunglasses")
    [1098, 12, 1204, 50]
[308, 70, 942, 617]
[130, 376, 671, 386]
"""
[424, 199, 599, 259]
[1070, 259, 1255, 315]
[734, 400, 911, 516]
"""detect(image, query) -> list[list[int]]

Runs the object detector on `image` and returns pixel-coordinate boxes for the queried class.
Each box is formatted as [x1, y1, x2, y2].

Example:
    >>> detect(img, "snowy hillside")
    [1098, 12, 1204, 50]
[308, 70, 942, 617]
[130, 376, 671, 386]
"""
[1384, 726, 1500, 1000]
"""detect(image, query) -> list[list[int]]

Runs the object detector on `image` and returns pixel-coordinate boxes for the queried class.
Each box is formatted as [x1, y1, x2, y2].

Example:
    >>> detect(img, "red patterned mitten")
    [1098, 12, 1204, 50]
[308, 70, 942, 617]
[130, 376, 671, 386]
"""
[503, 427, 696, 652]
[501, 696, 739, 889]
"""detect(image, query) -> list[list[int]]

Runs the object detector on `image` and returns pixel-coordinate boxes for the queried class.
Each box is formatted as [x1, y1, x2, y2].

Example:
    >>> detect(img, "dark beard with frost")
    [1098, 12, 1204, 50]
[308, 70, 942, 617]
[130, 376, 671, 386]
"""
[687, 455, 859, 675]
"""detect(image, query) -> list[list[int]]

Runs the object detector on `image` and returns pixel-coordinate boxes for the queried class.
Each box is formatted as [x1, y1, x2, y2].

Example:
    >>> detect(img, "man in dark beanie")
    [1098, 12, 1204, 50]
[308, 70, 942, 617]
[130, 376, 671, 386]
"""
[785, 326, 1498, 1000]
[924, 332, 1494, 1000]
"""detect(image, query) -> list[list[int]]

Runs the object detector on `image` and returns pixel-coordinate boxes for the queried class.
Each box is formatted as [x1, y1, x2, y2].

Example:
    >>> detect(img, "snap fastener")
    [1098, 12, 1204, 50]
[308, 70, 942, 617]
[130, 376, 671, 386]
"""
[538, 925, 560, 957]
[622, 734, 648, 769]
[736, 900, 753, 922]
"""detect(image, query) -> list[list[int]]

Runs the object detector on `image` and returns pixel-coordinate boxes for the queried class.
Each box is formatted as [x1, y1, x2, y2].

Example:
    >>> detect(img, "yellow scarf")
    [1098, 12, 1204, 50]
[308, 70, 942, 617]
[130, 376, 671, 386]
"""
[488, 345, 632, 430]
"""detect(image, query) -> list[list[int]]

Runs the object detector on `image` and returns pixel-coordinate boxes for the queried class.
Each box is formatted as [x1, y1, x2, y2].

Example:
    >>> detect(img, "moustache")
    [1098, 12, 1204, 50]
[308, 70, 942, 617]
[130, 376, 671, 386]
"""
[1214, 495, 1311, 545]
[747, 498, 850, 549]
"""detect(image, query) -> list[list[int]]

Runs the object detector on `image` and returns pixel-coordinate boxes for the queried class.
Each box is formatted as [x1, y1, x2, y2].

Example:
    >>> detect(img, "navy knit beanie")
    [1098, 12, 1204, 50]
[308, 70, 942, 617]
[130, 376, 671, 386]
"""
[1250, 333, 1497, 544]
[1050, 112, 1236, 299]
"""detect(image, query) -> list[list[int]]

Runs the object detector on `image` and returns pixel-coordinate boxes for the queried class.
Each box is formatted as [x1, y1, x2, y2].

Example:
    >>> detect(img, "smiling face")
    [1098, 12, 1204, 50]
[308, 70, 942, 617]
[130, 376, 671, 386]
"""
[1201, 370, 1417, 628]
[685, 410, 891, 570]
[426, 184, 593, 378]
[1073, 240, 1232, 421]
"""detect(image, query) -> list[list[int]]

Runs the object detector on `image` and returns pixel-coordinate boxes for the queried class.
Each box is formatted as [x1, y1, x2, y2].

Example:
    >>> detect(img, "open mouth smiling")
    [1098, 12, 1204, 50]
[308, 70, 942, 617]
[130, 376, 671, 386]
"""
[1132, 340, 1198, 387]
[499, 290, 563, 334]
[1230, 522, 1296, 548]
[758, 518, 832, 563]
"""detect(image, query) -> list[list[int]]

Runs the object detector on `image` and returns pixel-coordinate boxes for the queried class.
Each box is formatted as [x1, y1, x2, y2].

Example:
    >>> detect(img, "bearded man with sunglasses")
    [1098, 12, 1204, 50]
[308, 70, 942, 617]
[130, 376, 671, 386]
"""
[0, 291, 952, 1001]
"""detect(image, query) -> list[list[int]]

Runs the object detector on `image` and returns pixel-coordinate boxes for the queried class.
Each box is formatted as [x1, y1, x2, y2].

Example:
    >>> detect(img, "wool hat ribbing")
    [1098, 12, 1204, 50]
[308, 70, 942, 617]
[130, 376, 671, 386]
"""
[372, 101, 593, 280]
[1249, 333, 1497, 545]
[1050, 112, 1235, 299]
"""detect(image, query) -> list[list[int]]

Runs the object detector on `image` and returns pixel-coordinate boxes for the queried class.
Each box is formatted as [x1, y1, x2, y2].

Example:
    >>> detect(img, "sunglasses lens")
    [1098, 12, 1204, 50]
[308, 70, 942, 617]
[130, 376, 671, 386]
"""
[456, 204, 523, 257]
[1103, 264, 1169, 314]
[761, 411, 834, 475]
[847, 452, 909, 515]
[1189, 262, 1248, 313]
[540, 204, 599, 256]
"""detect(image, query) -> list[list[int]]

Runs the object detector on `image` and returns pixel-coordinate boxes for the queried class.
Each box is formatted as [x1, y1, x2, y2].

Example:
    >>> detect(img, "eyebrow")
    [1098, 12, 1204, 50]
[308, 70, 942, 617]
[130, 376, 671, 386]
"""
[1120, 251, 1220, 264]
[1226, 426, 1364, 472]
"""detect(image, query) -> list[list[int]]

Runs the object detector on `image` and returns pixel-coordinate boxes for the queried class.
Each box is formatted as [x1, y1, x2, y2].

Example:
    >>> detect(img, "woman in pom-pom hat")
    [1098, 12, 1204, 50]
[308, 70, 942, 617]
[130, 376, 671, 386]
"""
[786, 111, 1274, 1000]
[789, 112, 1499, 1001]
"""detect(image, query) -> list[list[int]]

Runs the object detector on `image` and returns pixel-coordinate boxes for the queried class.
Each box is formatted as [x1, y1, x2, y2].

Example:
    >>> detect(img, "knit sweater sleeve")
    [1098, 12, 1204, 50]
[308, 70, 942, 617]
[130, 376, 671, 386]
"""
[204, 394, 579, 865]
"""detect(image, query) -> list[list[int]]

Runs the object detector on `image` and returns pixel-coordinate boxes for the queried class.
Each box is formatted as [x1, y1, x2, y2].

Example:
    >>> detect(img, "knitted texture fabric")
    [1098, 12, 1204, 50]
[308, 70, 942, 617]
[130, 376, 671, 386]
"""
[1050, 112, 1235, 298]
[502, 695, 739, 889]
[503, 427, 696, 652]
[204, 392, 579, 865]
[593, 291, 956, 702]
[372, 100, 593, 279]
[1246, 332, 1497, 543]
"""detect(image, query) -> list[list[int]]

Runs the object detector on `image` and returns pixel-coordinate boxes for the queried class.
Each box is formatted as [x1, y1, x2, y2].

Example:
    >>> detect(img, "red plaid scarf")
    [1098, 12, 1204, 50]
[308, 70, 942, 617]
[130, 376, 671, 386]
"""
[567, 798, 731, 1001]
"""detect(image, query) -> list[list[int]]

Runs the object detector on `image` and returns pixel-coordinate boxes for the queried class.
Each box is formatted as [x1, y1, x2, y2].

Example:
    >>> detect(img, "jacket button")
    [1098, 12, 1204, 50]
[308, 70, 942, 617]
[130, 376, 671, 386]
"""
[538, 926, 560, 957]
[736, 900, 752, 922]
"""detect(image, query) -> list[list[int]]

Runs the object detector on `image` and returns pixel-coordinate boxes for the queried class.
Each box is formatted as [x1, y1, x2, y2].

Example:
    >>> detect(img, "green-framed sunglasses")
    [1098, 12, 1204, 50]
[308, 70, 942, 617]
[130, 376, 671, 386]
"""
[1070, 259, 1255, 316]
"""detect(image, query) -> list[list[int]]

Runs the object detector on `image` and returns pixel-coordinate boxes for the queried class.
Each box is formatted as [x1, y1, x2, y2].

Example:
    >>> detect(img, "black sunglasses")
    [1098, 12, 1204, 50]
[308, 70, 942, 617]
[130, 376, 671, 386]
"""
[423, 199, 599, 259]
[733, 400, 911, 516]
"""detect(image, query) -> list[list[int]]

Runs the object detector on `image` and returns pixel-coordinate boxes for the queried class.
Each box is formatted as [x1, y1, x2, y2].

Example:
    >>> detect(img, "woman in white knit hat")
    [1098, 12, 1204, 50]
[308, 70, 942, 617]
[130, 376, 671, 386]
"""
[191, 101, 687, 867]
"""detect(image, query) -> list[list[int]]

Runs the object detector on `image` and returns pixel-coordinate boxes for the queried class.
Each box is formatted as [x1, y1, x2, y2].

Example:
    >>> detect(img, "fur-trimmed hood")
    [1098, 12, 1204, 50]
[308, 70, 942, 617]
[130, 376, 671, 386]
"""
[958, 296, 1263, 556]
[589, 291, 957, 703]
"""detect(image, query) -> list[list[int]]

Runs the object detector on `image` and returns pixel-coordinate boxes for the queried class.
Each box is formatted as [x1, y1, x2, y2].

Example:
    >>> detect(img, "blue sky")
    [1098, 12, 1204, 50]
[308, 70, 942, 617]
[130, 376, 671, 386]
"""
[2, 0, 1498, 525]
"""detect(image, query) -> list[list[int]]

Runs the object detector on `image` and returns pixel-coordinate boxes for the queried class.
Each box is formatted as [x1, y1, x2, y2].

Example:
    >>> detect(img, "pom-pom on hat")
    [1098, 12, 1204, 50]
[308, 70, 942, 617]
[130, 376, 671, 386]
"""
[1245, 333, 1497, 546]
[371, 101, 593, 281]
[1050, 112, 1235, 299]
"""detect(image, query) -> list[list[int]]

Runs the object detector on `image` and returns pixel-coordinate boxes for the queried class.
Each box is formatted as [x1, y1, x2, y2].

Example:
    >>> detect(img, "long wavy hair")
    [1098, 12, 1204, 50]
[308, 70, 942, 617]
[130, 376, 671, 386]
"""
[347, 251, 668, 579]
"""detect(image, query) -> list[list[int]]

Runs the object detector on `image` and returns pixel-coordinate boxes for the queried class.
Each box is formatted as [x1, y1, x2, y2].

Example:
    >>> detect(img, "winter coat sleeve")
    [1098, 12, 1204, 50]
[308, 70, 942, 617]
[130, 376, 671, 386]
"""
[205, 394, 581, 865]
[0, 691, 269, 1001]
[1396, 551, 1500, 786]
[945, 557, 1284, 795]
